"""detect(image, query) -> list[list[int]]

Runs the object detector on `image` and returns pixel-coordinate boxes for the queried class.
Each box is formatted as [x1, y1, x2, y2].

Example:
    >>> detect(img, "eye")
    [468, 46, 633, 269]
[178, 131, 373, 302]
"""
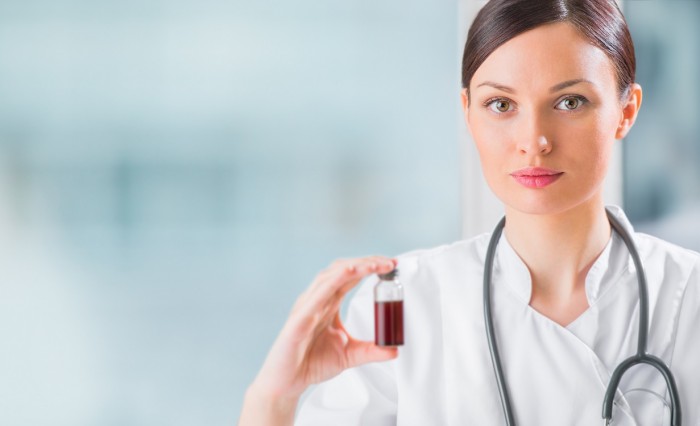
[485, 98, 514, 114]
[555, 95, 587, 111]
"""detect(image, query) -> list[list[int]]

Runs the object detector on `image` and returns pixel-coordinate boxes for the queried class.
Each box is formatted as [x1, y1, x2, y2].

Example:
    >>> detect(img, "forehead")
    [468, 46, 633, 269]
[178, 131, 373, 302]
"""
[472, 22, 617, 93]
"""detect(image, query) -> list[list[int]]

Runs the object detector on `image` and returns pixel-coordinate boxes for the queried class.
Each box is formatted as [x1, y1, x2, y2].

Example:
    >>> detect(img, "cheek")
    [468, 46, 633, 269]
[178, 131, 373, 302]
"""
[472, 122, 510, 161]
[470, 123, 516, 199]
[473, 127, 508, 180]
[560, 113, 618, 172]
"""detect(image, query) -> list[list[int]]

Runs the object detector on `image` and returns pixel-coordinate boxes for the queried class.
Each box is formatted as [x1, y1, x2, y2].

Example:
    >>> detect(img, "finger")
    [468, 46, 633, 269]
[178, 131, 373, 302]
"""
[308, 256, 396, 296]
[337, 257, 396, 295]
[345, 339, 399, 368]
[292, 257, 397, 333]
[304, 265, 359, 308]
[303, 257, 397, 323]
[310, 256, 396, 300]
[304, 261, 355, 296]
[321, 293, 344, 326]
[290, 263, 352, 314]
[286, 272, 351, 337]
[304, 297, 344, 344]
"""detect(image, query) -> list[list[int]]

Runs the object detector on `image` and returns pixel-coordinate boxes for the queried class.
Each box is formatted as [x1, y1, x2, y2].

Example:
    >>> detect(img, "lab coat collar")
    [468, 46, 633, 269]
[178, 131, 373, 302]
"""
[493, 205, 636, 307]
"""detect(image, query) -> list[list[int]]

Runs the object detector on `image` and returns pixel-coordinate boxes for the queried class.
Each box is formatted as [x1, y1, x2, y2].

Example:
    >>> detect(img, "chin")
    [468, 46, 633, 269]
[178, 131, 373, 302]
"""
[487, 173, 606, 217]
[506, 200, 569, 216]
[495, 187, 585, 217]
[501, 189, 605, 218]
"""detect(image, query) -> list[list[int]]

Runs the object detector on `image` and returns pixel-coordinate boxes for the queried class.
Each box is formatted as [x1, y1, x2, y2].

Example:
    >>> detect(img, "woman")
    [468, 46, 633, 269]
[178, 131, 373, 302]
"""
[239, 0, 700, 424]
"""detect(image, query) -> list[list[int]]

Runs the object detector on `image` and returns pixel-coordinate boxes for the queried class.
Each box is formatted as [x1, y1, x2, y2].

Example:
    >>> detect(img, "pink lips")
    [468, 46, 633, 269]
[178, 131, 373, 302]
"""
[510, 167, 563, 188]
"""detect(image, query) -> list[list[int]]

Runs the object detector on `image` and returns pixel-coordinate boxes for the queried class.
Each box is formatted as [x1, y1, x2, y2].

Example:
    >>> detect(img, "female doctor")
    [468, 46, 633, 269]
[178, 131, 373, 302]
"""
[239, 0, 700, 424]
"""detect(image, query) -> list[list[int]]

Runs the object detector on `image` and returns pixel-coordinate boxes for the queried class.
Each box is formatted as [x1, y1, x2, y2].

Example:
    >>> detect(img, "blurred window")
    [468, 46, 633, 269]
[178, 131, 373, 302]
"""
[0, 1, 461, 424]
[624, 1, 700, 251]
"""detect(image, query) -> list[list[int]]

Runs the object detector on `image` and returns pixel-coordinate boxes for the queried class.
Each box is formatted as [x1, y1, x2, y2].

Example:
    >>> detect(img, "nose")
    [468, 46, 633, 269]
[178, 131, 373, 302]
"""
[516, 113, 553, 156]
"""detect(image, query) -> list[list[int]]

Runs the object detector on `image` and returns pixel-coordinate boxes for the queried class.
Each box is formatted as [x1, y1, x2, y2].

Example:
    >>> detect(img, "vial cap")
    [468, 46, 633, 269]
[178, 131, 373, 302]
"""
[378, 268, 399, 281]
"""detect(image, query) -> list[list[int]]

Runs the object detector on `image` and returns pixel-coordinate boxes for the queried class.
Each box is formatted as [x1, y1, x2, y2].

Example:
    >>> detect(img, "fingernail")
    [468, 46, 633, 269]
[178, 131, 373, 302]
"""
[370, 263, 377, 271]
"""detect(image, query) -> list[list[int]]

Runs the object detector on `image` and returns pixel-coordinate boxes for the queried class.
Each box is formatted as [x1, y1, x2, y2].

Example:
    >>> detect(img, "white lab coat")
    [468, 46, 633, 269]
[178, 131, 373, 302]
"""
[295, 206, 700, 425]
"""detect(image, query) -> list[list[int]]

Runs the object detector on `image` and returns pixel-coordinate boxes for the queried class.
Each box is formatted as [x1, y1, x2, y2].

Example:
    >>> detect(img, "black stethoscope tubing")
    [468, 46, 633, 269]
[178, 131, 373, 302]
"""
[483, 208, 682, 425]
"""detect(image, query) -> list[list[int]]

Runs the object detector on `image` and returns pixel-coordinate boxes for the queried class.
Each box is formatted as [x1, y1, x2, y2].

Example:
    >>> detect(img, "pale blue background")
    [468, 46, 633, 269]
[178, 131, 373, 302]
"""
[0, 1, 697, 425]
[0, 1, 460, 424]
[624, 1, 700, 250]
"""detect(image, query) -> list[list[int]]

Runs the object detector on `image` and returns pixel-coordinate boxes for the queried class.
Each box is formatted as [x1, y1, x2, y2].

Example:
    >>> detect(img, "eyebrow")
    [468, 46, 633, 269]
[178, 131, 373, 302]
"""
[549, 78, 594, 92]
[475, 78, 594, 94]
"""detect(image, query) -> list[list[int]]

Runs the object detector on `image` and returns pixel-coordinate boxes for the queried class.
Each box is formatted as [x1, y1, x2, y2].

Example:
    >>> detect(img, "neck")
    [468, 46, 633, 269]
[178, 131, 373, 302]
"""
[504, 195, 611, 303]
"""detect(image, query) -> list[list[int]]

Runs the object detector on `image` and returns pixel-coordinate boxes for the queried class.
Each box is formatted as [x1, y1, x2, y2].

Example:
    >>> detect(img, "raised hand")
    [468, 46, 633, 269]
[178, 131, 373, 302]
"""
[239, 256, 398, 426]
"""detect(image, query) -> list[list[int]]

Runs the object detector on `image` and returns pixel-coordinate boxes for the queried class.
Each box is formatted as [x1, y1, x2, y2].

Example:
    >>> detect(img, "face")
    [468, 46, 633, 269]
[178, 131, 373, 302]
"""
[461, 22, 642, 216]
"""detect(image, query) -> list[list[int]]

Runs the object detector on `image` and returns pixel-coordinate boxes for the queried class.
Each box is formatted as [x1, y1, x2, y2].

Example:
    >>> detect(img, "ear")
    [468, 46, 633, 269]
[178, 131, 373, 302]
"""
[460, 88, 472, 134]
[615, 83, 643, 140]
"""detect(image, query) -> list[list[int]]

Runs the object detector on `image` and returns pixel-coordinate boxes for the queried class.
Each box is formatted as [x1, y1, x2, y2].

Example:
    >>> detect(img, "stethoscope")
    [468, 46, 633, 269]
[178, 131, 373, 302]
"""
[483, 208, 682, 426]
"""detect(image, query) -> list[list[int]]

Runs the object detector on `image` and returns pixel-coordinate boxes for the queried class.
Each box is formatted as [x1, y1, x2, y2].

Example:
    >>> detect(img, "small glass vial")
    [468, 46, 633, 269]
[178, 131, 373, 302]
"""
[374, 268, 404, 346]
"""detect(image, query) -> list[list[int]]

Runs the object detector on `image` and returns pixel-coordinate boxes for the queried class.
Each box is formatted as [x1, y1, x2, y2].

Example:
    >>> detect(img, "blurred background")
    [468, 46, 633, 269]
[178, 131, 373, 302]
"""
[0, 1, 461, 425]
[0, 1, 697, 425]
[623, 1, 700, 248]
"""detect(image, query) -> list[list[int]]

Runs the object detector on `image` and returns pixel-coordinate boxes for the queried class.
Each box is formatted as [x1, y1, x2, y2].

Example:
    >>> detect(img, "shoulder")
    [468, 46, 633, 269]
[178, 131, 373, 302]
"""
[633, 232, 700, 328]
[608, 204, 700, 274]
[634, 231, 700, 279]
[649, 234, 700, 378]
[394, 232, 492, 272]
[343, 235, 490, 338]
[385, 233, 492, 301]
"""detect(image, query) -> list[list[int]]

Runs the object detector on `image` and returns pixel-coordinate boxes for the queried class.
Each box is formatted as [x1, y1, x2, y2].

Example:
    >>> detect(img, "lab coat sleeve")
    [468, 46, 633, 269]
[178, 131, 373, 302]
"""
[294, 274, 398, 425]
[669, 257, 700, 424]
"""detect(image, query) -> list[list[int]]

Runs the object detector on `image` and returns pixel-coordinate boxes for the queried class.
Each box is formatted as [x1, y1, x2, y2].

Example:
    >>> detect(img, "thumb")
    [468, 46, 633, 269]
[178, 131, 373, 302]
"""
[346, 339, 399, 368]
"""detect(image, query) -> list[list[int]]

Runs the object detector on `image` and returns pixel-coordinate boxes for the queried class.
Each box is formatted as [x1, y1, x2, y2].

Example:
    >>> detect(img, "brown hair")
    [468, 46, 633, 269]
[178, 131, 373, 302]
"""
[461, 0, 635, 103]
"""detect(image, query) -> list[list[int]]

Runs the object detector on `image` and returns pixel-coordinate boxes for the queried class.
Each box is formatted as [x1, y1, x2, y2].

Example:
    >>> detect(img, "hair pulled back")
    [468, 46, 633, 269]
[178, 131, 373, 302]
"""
[462, 0, 635, 102]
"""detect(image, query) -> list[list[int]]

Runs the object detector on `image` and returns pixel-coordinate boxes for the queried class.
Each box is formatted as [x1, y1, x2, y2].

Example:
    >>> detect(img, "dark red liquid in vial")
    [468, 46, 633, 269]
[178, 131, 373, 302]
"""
[374, 300, 404, 346]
